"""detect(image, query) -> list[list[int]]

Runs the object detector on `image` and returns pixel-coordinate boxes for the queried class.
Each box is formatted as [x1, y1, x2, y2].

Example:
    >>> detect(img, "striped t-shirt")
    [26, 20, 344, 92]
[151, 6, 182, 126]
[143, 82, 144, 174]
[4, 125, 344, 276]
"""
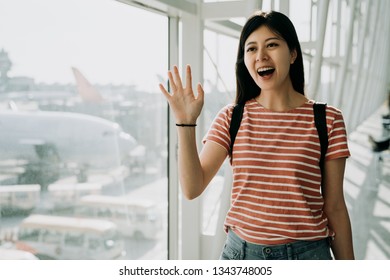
[203, 99, 350, 245]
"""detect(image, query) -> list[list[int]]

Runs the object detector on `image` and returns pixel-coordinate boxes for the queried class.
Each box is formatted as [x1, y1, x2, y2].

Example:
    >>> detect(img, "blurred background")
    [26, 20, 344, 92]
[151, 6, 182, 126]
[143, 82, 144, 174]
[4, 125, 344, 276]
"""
[0, 0, 389, 260]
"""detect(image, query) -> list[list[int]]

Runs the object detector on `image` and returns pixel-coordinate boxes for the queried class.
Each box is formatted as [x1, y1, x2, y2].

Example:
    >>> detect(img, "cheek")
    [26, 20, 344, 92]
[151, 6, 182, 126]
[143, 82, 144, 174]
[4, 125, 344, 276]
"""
[281, 60, 293, 75]
[244, 56, 250, 70]
[244, 56, 255, 75]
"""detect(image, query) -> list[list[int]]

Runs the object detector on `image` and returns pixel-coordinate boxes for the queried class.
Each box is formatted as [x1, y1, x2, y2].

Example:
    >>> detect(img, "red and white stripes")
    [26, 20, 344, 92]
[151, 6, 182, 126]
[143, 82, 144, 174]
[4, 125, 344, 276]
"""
[203, 99, 350, 245]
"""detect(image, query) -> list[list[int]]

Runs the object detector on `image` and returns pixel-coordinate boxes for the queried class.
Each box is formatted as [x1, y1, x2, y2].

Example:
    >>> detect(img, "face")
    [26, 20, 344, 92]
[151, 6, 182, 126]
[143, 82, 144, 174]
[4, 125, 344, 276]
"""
[244, 25, 297, 92]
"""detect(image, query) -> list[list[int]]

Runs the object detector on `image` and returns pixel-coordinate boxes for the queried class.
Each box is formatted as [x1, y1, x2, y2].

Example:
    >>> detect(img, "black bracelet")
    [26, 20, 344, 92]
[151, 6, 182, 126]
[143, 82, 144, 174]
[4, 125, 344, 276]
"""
[176, 123, 197, 127]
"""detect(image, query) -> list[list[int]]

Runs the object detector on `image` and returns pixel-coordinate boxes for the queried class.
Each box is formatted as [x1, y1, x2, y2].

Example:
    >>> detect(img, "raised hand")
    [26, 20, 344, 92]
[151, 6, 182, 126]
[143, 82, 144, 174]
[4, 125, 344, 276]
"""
[159, 65, 204, 124]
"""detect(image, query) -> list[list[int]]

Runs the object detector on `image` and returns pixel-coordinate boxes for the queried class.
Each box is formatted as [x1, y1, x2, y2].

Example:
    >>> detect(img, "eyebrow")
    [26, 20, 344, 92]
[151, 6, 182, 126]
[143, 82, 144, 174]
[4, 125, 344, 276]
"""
[245, 37, 281, 47]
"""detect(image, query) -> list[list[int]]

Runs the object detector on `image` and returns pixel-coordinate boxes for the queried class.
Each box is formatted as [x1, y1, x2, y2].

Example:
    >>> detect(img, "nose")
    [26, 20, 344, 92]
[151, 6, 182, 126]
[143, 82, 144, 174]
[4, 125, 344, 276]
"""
[256, 48, 268, 62]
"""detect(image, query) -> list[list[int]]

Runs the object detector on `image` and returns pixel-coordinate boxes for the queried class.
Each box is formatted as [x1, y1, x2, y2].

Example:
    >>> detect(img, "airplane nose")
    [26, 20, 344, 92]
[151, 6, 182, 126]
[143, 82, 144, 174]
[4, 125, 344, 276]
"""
[118, 131, 137, 152]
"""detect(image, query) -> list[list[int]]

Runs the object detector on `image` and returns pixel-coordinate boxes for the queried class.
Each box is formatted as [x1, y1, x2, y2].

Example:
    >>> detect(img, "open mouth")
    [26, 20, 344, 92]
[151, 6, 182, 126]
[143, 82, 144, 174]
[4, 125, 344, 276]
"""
[257, 67, 275, 77]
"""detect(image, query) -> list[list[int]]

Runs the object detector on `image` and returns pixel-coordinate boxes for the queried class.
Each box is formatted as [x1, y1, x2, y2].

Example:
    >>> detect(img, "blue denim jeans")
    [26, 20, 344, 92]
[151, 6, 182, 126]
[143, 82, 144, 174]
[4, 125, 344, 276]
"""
[220, 229, 333, 260]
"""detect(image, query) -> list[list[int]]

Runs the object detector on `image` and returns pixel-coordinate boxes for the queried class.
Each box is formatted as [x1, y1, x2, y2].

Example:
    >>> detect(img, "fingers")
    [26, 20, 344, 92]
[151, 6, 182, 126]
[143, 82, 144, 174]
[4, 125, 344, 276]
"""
[160, 65, 200, 99]
[185, 64, 192, 90]
[172, 65, 183, 90]
[166, 65, 184, 93]
[159, 83, 171, 100]
[167, 70, 176, 92]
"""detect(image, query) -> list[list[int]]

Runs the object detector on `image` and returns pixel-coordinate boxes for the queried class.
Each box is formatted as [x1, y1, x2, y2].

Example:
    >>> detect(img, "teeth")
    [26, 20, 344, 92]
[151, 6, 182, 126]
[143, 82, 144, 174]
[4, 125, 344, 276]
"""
[257, 67, 274, 73]
[257, 67, 275, 77]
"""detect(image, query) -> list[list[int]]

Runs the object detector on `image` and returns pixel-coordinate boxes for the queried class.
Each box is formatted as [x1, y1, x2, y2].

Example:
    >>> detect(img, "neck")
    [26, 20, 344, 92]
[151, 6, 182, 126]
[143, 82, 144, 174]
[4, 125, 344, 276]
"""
[256, 87, 307, 112]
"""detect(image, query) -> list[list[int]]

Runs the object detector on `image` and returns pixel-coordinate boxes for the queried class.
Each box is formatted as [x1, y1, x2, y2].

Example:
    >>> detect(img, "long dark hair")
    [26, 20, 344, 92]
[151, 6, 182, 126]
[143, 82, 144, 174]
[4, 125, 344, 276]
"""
[235, 10, 305, 104]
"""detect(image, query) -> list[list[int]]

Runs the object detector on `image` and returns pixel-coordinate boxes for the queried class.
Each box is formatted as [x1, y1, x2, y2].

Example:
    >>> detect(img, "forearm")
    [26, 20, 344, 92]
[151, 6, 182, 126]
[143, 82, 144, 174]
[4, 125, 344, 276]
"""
[177, 127, 205, 200]
[326, 206, 355, 260]
[322, 158, 354, 259]
[159, 65, 207, 199]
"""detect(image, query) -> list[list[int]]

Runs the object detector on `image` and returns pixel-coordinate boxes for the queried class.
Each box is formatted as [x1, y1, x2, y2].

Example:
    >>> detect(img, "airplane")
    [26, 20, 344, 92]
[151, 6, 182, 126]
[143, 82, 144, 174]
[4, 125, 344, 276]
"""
[0, 110, 139, 189]
[71, 67, 104, 103]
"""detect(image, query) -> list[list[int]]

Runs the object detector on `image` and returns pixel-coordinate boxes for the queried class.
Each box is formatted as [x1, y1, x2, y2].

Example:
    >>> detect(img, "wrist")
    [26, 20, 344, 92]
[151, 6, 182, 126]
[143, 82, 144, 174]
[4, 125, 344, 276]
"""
[176, 123, 197, 127]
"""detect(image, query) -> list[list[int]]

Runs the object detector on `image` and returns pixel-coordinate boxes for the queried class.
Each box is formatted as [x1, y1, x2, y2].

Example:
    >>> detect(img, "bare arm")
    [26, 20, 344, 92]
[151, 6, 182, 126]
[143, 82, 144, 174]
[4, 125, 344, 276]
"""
[159, 65, 227, 199]
[178, 131, 227, 199]
[323, 157, 355, 260]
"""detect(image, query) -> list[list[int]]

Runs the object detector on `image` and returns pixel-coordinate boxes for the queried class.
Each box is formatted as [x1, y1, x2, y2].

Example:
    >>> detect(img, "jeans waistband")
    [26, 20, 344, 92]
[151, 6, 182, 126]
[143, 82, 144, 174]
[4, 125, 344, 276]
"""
[227, 229, 330, 256]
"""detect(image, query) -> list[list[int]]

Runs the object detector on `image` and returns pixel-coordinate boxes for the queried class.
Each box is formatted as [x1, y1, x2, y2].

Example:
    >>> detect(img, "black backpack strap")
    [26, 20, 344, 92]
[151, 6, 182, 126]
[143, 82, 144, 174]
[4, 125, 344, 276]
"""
[313, 102, 328, 191]
[229, 103, 244, 158]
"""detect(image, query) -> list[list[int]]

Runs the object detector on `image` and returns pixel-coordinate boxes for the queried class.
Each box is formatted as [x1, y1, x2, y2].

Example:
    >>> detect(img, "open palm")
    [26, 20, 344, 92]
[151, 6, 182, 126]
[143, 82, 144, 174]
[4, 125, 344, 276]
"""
[159, 65, 204, 124]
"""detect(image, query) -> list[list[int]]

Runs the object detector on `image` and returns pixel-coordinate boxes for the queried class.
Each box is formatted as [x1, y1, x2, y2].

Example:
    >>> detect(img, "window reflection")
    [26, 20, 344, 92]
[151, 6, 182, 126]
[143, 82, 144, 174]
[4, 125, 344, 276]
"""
[0, 0, 167, 260]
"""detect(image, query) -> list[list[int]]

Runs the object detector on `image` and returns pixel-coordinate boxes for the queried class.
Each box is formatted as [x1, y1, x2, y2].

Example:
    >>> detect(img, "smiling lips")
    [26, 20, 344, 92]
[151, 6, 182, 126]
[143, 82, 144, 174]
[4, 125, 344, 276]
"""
[257, 66, 275, 77]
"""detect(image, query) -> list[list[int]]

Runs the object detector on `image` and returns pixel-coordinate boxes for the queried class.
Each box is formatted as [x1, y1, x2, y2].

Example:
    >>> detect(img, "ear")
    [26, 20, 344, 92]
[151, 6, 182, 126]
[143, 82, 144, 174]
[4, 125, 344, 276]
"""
[290, 49, 297, 64]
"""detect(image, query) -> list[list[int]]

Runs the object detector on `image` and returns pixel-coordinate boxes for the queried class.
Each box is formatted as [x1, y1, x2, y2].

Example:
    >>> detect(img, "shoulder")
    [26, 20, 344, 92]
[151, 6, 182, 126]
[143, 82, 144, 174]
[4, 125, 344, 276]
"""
[312, 103, 348, 133]
[310, 100, 345, 118]
[208, 103, 236, 130]
[223, 103, 236, 114]
[217, 100, 255, 120]
[324, 104, 346, 124]
[325, 104, 343, 115]
[216, 103, 238, 120]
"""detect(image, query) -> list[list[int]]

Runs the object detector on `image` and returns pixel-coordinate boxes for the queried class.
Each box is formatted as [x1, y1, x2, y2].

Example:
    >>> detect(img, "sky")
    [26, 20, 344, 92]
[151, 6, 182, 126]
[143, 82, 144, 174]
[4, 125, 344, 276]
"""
[0, 0, 168, 91]
[0, 0, 314, 93]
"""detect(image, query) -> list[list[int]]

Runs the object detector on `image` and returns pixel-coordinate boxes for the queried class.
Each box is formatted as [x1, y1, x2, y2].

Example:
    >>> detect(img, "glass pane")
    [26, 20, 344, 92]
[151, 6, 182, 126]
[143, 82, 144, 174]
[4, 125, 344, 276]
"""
[0, 0, 168, 260]
[202, 30, 237, 235]
[289, 0, 312, 42]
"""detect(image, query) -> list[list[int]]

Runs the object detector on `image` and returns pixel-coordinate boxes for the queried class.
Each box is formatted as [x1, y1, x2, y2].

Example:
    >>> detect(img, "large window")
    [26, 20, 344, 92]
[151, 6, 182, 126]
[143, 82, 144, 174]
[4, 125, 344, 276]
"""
[0, 0, 168, 260]
[201, 30, 237, 237]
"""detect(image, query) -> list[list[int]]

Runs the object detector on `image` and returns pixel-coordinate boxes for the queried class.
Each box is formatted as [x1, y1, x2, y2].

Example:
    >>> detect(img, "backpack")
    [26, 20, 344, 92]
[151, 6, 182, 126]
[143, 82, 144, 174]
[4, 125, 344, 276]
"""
[228, 102, 328, 191]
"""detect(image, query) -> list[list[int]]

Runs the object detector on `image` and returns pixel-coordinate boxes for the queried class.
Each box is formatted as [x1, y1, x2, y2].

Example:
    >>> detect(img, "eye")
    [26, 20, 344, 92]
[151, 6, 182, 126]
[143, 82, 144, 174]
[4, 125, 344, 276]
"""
[267, 42, 278, 48]
[246, 47, 256, 52]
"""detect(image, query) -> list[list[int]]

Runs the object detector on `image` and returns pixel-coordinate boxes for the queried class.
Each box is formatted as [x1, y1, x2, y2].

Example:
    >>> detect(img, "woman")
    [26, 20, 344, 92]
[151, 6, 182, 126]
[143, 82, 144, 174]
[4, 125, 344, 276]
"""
[159, 10, 354, 260]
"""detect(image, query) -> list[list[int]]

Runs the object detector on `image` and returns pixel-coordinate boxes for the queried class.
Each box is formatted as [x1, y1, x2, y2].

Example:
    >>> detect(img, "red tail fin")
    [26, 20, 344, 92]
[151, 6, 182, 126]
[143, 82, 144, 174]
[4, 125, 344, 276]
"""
[72, 67, 104, 103]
